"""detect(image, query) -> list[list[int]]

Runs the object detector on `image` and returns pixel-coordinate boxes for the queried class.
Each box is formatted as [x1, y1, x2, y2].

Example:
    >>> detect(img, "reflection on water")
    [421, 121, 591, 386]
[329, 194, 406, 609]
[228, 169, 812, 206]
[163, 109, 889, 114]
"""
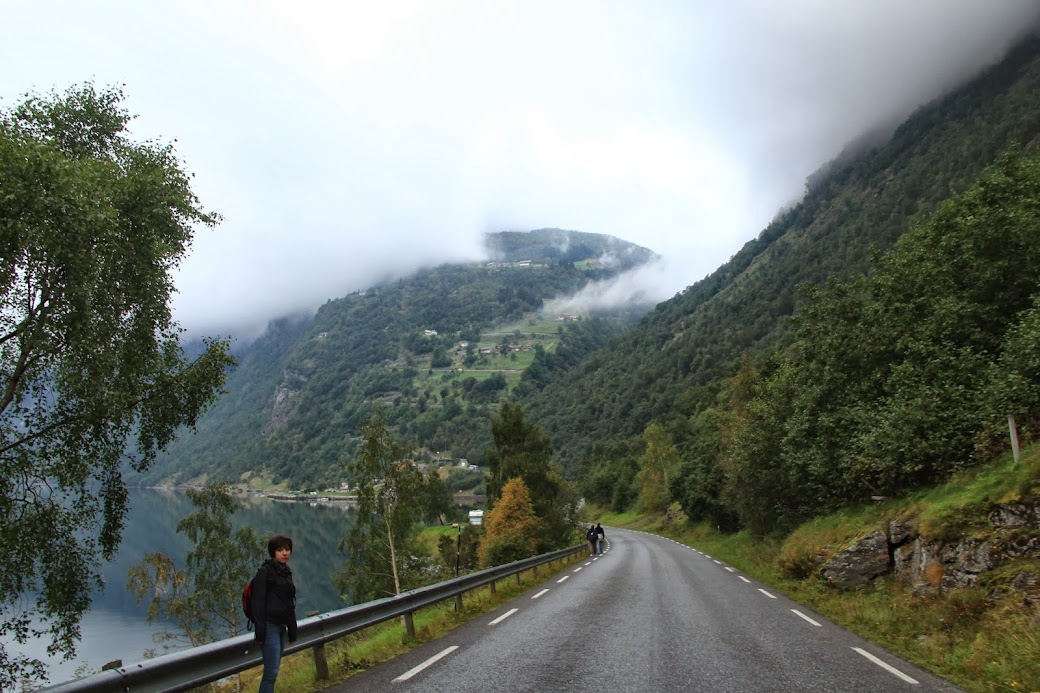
[10, 488, 354, 686]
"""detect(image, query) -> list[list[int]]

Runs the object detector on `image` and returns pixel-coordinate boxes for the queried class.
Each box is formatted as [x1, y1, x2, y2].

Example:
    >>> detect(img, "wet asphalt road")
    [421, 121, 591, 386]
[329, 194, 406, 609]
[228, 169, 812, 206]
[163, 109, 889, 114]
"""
[323, 528, 963, 693]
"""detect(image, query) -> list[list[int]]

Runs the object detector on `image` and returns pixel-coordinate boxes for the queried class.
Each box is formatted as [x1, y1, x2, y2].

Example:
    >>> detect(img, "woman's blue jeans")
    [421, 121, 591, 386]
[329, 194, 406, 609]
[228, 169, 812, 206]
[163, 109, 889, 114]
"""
[259, 623, 288, 693]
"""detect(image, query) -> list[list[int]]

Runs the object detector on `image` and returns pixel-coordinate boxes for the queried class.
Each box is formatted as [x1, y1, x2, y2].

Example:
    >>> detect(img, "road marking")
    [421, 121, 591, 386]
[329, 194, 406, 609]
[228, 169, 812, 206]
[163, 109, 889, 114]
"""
[393, 646, 459, 682]
[758, 588, 777, 599]
[791, 609, 822, 627]
[557, 575, 570, 583]
[738, 576, 751, 583]
[532, 589, 550, 600]
[584, 561, 593, 566]
[489, 608, 518, 625]
[574, 566, 583, 572]
[713, 560, 722, 565]
[852, 647, 919, 684]
[724, 567, 735, 573]
[704, 554, 712, 559]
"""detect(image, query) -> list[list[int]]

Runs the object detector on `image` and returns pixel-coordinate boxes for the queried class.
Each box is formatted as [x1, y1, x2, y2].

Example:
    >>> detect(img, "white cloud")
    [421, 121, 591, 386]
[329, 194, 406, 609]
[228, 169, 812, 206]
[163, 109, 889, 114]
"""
[2, 0, 1038, 338]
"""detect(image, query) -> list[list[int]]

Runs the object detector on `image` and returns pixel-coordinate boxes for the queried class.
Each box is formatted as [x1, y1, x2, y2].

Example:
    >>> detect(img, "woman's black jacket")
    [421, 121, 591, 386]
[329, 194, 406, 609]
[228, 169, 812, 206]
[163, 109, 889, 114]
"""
[251, 559, 298, 643]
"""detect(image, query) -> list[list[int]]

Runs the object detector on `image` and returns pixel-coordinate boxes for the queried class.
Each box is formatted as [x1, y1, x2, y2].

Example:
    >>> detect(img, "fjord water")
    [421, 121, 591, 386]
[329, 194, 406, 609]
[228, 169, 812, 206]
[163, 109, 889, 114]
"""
[13, 488, 352, 685]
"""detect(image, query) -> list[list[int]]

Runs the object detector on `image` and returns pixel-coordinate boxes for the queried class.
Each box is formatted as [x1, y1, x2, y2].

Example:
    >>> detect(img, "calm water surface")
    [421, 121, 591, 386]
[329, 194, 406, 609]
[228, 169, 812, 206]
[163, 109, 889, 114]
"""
[10, 488, 353, 686]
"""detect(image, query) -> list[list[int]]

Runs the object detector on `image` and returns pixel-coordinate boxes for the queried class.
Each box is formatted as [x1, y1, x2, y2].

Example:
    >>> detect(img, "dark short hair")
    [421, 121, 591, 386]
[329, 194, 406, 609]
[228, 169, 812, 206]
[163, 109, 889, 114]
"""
[268, 535, 293, 557]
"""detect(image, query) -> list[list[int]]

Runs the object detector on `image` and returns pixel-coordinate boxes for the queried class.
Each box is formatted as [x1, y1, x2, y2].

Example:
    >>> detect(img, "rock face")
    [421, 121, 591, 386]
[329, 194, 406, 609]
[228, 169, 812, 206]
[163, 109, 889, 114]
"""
[262, 370, 307, 435]
[819, 497, 1040, 607]
[821, 530, 890, 588]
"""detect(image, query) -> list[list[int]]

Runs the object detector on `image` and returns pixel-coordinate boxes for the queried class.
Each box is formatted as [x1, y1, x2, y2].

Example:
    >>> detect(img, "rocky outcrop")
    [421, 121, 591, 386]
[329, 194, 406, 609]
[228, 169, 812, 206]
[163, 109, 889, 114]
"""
[818, 497, 1040, 607]
[262, 371, 308, 435]
[821, 530, 890, 588]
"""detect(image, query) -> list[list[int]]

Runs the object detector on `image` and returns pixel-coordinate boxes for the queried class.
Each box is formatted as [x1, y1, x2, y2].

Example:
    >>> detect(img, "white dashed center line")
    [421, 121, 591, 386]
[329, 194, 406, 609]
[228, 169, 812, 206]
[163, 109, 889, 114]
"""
[557, 575, 570, 583]
[758, 588, 777, 599]
[531, 589, 550, 600]
[393, 646, 459, 682]
[738, 576, 751, 583]
[852, 647, 919, 684]
[489, 608, 518, 625]
[791, 609, 822, 627]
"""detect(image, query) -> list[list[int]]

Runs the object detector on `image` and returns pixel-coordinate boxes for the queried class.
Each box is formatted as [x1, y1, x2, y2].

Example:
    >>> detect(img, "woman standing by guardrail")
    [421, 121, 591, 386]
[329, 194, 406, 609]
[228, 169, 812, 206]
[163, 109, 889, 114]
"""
[252, 535, 298, 693]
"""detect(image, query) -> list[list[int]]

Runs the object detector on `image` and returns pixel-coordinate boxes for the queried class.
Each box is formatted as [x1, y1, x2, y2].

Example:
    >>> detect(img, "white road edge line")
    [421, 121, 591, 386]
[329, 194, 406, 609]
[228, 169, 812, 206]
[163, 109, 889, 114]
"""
[557, 575, 570, 583]
[758, 588, 777, 599]
[852, 647, 920, 684]
[713, 560, 722, 565]
[489, 608, 519, 625]
[392, 646, 459, 682]
[791, 609, 822, 627]
[574, 566, 583, 572]
[532, 589, 550, 600]
[724, 567, 735, 573]
[738, 576, 751, 583]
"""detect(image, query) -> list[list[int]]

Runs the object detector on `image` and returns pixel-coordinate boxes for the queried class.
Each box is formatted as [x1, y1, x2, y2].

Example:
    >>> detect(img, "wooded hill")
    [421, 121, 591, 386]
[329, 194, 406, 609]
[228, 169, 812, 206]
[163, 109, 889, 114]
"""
[522, 35, 1040, 531]
[140, 230, 656, 489]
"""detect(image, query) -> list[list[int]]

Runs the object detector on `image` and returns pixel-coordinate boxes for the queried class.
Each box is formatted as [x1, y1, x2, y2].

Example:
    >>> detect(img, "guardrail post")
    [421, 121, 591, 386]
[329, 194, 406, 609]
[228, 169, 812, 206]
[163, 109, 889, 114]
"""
[489, 579, 497, 597]
[455, 593, 463, 612]
[533, 564, 539, 577]
[515, 571, 521, 586]
[313, 642, 329, 681]
[403, 612, 416, 640]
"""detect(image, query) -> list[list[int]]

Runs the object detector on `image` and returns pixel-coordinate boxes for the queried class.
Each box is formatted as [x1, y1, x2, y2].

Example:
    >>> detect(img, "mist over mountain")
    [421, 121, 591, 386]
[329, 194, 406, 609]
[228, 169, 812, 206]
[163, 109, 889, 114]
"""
[147, 230, 657, 488]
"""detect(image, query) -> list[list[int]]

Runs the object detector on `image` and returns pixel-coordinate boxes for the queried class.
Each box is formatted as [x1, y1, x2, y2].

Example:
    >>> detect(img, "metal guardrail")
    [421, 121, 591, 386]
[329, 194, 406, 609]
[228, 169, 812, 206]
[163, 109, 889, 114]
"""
[40, 543, 587, 693]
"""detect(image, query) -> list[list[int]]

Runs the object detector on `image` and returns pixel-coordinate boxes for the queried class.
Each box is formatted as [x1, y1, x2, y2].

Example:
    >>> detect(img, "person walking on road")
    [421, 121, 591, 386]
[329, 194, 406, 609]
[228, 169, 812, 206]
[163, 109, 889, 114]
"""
[595, 523, 605, 554]
[253, 535, 298, 693]
[586, 524, 598, 556]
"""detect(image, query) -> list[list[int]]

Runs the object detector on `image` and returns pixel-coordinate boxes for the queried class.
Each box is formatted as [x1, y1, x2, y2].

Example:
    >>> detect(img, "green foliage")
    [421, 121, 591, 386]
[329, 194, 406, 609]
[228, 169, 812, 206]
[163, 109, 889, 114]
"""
[126, 484, 265, 649]
[635, 423, 679, 513]
[0, 84, 232, 688]
[436, 524, 482, 577]
[722, 151, 1040, 534]
[485, 403, 577, 551]
[335, 413, 449, 603]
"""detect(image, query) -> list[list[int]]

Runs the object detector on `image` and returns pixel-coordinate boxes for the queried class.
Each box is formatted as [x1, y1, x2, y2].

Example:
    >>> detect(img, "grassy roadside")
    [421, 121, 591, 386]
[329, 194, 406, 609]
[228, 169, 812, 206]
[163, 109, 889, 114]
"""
[589, 451, 1040, 693]
[227, 551, 584, 692]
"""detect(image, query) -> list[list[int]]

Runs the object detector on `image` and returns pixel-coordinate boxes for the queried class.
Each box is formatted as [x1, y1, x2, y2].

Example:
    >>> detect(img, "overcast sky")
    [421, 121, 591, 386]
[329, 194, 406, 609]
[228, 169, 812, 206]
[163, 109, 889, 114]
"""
[5, 1, 1039, 339]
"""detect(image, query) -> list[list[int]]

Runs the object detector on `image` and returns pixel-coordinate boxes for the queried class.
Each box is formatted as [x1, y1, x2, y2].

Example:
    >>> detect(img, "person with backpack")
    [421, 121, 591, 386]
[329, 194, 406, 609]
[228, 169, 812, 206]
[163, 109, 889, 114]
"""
[586, 524, 598, 556]
[595, 523, 605, 555]
[252, 535, 298, 693]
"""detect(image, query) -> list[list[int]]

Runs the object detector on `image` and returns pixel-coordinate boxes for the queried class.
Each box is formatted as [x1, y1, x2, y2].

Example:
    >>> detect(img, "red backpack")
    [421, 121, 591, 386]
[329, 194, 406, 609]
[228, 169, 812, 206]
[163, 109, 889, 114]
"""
[242, 578, 255, 626]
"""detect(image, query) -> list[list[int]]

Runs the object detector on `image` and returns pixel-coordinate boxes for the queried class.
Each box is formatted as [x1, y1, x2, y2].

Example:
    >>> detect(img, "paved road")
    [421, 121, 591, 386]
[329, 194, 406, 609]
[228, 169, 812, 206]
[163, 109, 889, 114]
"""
[325, 528, 963, 692]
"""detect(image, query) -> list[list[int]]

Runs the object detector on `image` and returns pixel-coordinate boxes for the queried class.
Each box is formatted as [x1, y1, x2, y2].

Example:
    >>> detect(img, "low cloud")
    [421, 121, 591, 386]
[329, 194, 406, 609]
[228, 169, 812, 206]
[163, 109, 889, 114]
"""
[3, 1, 1038, 339]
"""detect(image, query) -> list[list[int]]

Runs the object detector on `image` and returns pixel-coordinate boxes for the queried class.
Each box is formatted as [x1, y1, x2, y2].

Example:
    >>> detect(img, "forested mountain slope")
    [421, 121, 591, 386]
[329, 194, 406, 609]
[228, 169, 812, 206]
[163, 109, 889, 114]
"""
[523, 36, 1040, 493]
[141, 230, 655, 489]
